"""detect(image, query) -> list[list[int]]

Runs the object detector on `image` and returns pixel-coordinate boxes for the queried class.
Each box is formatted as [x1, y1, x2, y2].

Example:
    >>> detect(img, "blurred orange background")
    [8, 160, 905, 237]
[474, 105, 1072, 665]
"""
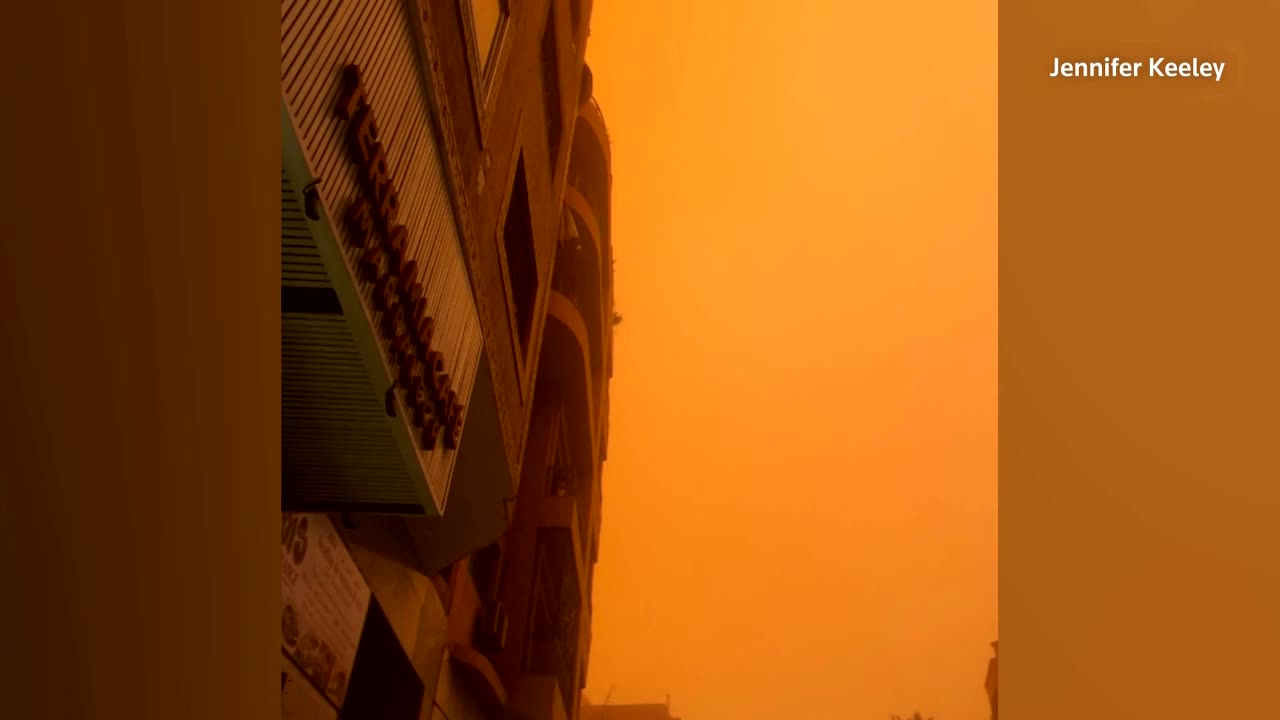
[582, 1, 997, 718]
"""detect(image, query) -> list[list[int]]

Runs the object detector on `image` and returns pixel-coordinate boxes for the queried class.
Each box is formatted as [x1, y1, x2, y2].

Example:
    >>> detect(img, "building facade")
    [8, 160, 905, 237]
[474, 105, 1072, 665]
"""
[429, 0, 615, 715]
[280, 0, 612, 719]
[579, 699, 682, 720]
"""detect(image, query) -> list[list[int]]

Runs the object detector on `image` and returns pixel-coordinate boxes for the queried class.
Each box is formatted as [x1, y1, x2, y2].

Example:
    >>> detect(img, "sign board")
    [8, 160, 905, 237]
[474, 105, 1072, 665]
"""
[334, 63, 467, 454]
[282, 652, 339, 720]
[282, 513, 372, 710]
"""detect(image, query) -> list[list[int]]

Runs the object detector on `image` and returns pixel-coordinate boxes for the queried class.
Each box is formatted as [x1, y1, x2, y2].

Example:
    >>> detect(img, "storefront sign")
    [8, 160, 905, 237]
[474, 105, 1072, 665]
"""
[282, 652, 339, 720]
[335, 64, 466, 454]
[281, 513, 371, 710]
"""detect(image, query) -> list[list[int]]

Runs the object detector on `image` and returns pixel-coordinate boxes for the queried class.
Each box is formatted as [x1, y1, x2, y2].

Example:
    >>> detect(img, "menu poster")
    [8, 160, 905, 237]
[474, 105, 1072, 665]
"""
[282, 652, 338, 720]
[282, 513, 372, 710]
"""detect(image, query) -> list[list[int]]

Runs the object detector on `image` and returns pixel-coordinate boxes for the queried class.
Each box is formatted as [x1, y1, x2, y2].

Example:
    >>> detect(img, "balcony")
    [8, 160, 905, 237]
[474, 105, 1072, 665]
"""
[544, 465, 590, 553]
[521, 528, 581, 720]
[550, 228, 603, 404]
[567, 103, 610, 257]
[547, 464, 575, 497]
[442, 566, 508, 715]
[540, 293, 596, 461]
[550, 247, 600, 349]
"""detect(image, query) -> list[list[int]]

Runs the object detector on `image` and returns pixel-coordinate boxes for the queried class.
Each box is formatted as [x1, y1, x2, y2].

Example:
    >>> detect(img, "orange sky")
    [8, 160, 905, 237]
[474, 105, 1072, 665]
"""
[582, 2, 996, 719]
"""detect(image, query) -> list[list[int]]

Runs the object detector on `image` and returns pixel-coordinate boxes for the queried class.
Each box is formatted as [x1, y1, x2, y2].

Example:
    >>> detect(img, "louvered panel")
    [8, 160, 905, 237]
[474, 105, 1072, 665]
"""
[281, 0, 482, 512]
[282, 276, 334, 288]
[281, 173, 415, 509]
[281, 170, 330, 289]
[282, 311, 418, 507]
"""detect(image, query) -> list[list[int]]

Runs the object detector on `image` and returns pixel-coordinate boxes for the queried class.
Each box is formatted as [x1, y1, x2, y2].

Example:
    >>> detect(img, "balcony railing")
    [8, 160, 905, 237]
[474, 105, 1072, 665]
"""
[551, 253, 585, 315]
[566, 178, 608, 245]
[547, 465, 576, 497]
[545, 465, 590, 548]
[525, 531, 581, 717]
[551, 245, 604, 409]
[567, 107, 610, 247]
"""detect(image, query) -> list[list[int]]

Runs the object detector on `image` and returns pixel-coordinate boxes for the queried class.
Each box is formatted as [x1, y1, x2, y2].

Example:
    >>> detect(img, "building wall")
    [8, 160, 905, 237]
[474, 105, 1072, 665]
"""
[280, 2, 610, 719]
[579, 701, 680, 720]
[281, 2, 614, 718]
[404, 349, 513, 575]
[385, 0, 599, 583]
[339, 515, 453, 704]
[428, 97, 613, 720]
[417, 0, 595, 487]
[487, 90, 614, 720]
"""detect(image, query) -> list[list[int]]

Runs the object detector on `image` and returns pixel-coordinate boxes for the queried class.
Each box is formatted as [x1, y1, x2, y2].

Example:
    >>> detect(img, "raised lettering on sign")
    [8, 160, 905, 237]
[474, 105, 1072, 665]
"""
[333, 63, 465, 454]
[344, 198, 376, 248]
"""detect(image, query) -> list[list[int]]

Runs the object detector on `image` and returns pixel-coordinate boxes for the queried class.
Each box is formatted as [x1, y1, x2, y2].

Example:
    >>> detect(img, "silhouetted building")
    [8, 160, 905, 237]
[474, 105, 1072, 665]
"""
[280, 1, 610, 720]
[580, 698, 681, 720]
[439, 72, 613, 720]
[418, 0, 613, 716]
[986, 641, 998, 720]
[279, 0, 604, 566]
[396, 0, 610, 585]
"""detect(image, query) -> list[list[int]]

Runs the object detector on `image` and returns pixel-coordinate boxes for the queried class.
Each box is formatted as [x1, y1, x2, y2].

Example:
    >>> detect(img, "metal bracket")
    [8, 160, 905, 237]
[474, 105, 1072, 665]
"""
[303, 179, 323, 220]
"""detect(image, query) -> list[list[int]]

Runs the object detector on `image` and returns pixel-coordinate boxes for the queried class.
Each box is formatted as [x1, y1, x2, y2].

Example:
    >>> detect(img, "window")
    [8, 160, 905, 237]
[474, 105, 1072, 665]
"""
[501, 155, 538, 355]
[540, 8, 563, 166]
[546, 410, 575, 497]
[468, 0, 505, 70]
[462, 0, 510, 117]
[522, 530, 579, 716]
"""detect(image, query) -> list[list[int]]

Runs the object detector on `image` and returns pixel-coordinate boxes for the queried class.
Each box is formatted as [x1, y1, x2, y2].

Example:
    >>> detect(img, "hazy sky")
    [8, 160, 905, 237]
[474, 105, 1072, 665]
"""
[582, 2, 997, 719]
